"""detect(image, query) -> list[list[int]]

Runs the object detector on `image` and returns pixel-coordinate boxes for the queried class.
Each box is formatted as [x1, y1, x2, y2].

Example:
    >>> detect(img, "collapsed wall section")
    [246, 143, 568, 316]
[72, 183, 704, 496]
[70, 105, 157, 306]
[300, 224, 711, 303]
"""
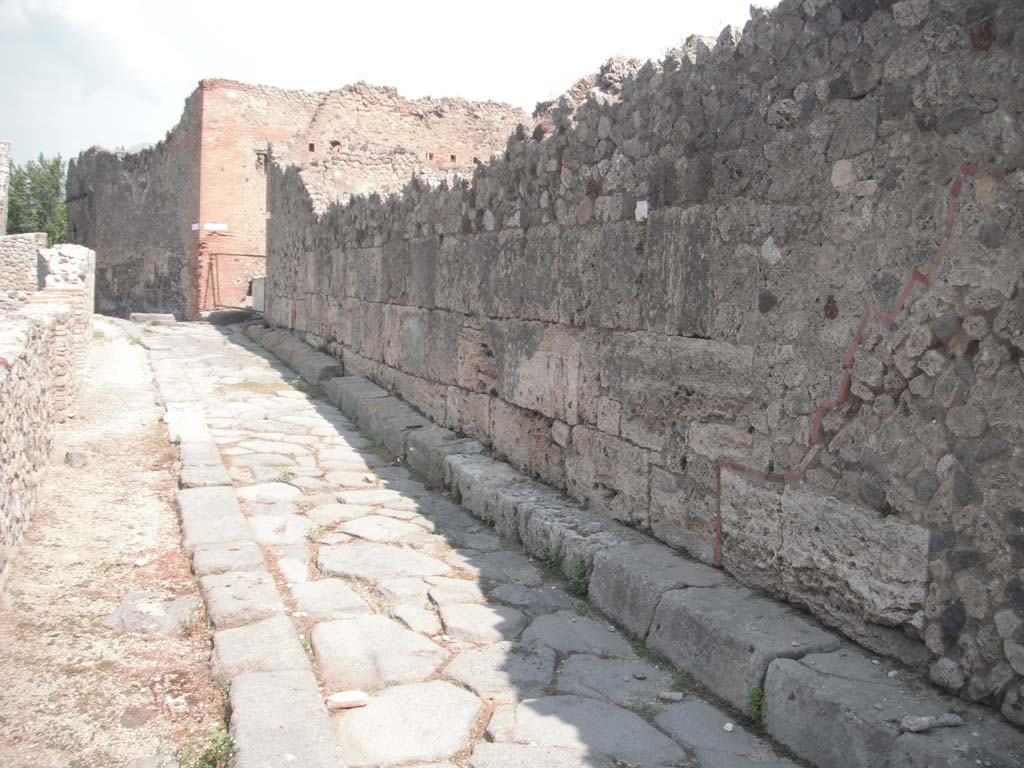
[67, 89, 202, 320]
[0, 241, 95, 588]
[265, 0, 1024, 723]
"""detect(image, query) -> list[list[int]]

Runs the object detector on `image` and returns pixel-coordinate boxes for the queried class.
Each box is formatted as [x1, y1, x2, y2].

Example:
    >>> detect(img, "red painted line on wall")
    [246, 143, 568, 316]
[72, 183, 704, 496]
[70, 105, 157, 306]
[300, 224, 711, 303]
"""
[712, 161, 1013, 568]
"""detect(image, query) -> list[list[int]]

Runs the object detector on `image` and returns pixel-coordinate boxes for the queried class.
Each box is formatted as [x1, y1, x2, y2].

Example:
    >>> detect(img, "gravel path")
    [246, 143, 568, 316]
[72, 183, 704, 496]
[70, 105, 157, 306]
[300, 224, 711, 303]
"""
[0, 318, 224, 768]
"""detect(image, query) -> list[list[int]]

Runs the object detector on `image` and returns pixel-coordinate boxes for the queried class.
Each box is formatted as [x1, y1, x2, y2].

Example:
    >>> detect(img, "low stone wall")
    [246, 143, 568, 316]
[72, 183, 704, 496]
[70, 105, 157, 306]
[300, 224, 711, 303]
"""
[265, 0, 1024, 723]
[0, 233, 47, 312]
[0, 243, 95, 587]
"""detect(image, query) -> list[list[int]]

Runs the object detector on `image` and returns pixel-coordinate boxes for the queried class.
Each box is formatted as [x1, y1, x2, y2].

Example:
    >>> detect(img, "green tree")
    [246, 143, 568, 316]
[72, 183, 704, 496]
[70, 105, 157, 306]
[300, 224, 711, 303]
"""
[8, 153, 67, 245]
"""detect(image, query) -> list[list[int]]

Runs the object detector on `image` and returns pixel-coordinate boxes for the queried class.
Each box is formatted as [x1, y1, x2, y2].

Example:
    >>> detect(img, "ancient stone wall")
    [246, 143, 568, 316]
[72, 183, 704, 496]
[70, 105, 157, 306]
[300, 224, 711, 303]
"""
[0, 242, 94, 588]
[67, 89, 202, 320]
[0, 232, 47, 311]
[265, 0, 1024, 723]
[0, 140, 10, 235]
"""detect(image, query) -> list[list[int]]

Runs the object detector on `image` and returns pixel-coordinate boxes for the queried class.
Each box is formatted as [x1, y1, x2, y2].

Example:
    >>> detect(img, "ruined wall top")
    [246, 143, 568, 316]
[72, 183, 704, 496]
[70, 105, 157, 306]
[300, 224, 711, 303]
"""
[0, 140, 10, 236]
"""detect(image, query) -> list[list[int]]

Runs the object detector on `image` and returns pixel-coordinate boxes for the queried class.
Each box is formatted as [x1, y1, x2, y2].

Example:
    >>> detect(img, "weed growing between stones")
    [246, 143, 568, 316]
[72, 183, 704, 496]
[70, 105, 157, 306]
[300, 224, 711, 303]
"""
[674, 664, 688, 689]
[545, 544, 562, 571]
[747, 687, 764, 720]
[450, 479, 461, 504]
[279, 468, 295, 482]
[567, 554, 589, 597]
[180, 728, 236, 768]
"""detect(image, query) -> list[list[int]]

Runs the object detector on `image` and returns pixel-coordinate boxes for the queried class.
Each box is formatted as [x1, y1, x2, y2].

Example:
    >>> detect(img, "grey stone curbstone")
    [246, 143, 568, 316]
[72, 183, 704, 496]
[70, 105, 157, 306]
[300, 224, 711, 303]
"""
[292, 348, 343, 385]
[763, 650, 1024, 768]
[180, 463, 232, 488]
[371, 400, 433, 457]
[229, 670, 344, 768]
[164, 402, 210, 443]
[211, 615, 309, 681]
[590, 541, 728, 639]
[407, 427, 484, 486]
[178, 439, 222, 467]
[647, 585, 840, 711]
[323, 375, 390, 418]
[177, 487, 251, 553]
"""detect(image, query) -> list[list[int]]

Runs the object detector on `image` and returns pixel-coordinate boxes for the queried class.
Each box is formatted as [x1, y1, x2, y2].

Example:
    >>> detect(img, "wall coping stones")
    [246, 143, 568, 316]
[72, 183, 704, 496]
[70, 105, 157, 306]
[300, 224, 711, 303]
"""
[245, 322, 1024, 767]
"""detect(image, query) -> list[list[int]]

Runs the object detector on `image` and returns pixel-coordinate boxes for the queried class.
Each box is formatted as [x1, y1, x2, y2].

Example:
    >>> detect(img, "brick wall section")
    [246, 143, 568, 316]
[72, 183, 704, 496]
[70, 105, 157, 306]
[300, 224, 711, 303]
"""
[0, 232, 47, 311]
[67, 90, 202, 320]
[0, 243, 94, 589]
[0, 140, 10, 236]
[265, 0, 1024, 724]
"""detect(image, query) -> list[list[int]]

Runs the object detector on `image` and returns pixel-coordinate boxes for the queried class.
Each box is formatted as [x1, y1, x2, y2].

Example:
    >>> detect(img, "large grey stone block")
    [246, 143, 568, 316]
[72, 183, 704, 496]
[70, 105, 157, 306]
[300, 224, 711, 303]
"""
[292, 348, 343, 385]
[191, 541, 266, 576]
[647, 586, 839, 710]
[200, 571, 285, 629]
[211, 615, 309, 681]
[323, 375, 390, 418]
[229, 670, 344, 768]
[177, 487, 251, 553]
[179, 439, 222, 467]
[764, 650, 1024, 768]
[590, 541, 726, 639]
[407, 426, 484, 486]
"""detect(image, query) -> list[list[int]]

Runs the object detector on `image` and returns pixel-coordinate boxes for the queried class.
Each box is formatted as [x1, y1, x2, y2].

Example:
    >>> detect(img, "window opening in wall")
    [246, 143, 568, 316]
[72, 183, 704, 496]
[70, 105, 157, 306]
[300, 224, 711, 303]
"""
[308, 142, 315, 152]
[330, 140, 341, 150]
[450, 154, 457, 162]
[255, 149, 268, 172]
[473, 156, 479, 163]
[428, 151, 434, 160]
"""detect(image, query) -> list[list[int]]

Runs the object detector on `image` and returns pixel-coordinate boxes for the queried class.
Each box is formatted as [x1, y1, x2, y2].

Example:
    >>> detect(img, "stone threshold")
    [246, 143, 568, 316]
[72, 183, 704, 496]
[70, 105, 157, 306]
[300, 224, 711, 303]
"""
[139, 327, 345, 768]
[245, 322, 1024, 768]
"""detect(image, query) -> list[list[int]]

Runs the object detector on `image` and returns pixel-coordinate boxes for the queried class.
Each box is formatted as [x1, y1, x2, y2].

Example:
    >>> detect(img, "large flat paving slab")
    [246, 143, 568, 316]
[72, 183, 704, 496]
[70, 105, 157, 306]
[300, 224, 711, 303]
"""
[334, 680, 483, 767]
[229, 670, 344, 768]
[211, 615, 309, 681]
[177, 487, 251, 553]
[200, 571, 285, 629]
[443, 641, 556, 701]
[317, 540, 452, 580]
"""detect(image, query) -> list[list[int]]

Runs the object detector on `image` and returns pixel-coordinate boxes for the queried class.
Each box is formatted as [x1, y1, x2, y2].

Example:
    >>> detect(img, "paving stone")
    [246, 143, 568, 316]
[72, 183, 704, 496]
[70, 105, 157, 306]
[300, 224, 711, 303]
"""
[376, 577, 430, 604]
[444, 641, 556, 701]
[318, 541, 451, 581]
[340, 514, 424, 543]
[290, 579, 369, 620]
[126, 754, 179, 768]
[240, 500, 299, 518]
[590, 541, 726, 639]
[277, 556, 308, 583]
[426, 576, 487, 605]
[103, 592, 201, 636]
[200, 571, 285, 629]
[231, 453, 299, 468]
[179, 439, 223, 467]
[334, 681, 483, 767]
[488, 584, 574, 614]
[248, 514, 316, 545]
[390, 603, 443, 635]
[324, 469, 378, 487]
[656, 699, 798, 768]
[498, 695, 684, 766]
[440, 603, 528, 644]
[337, 487, 420, 509]
[180, 463, 233, 488]
[211, 615, 309, 681]
[647, 586, 840, 710]
[238, 440, 311, 455]
[191, 541, 266, 576]
[556, 654, 673, 708]
[311, 615, 447, 691]
[229, 670, 344, 768]
[467, 742, 617, 768]
[764, 649, 1024, 768]
[307, 502, 375, 525]
[236, 482, 304, 502]
[521, 612, 634, 658]
[165, 403, 210, 443]
[177, 487, 252, 553]
[454, 549, 544, 586]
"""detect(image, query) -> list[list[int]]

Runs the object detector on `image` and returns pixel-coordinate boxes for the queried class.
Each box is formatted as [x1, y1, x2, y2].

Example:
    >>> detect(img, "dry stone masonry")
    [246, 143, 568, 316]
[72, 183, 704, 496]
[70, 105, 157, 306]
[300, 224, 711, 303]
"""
[262, 0, 1024, 725]
[0, 238, 95, 587]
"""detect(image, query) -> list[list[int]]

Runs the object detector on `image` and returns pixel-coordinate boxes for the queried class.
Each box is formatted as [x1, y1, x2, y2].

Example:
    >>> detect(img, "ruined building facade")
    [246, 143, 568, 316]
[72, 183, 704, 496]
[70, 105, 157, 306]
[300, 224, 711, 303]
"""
[67, 80, 527, 319]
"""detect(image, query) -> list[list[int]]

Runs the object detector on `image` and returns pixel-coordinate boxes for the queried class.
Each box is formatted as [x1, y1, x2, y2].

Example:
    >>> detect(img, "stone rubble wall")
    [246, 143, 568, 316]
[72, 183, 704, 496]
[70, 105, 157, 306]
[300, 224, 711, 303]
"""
[265, 0, 1024, 723]
[0, 243, 95, 588]
[67, 89, 202, 320]
[0, 232, 47, 312]
[0, 140, 10, 235]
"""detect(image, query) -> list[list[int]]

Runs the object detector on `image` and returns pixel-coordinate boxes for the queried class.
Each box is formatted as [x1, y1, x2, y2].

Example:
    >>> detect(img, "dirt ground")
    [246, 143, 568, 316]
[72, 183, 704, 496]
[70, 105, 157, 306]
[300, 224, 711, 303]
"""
[0, 318, 224, 768]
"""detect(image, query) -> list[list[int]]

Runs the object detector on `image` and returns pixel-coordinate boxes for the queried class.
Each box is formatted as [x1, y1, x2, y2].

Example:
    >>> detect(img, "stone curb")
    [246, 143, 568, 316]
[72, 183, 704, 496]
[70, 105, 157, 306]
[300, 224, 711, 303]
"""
[139, 324, 345, 767]
[244, 322, 1024, 768]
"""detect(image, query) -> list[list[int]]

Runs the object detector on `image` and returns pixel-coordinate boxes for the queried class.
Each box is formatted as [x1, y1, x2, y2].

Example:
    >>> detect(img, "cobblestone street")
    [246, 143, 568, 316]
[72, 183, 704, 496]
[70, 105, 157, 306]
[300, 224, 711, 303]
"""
[142, 317, 802, 768]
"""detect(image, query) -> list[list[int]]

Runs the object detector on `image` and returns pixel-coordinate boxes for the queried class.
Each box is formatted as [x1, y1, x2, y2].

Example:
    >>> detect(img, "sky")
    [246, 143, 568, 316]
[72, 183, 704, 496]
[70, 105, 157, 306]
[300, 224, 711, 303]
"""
[0, 0, 772, 166]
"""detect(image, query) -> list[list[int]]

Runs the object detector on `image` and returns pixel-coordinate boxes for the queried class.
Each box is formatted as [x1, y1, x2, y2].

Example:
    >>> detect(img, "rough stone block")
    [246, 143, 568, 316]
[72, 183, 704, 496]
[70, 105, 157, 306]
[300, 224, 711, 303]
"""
[407, 426, 484, 487]
[229, 670, 344, 768]
[177, 487, 251, 553]
[764, 650, 1024, 768]
[647, 586, 840, 710]
[200, 571, 285, 629]
[565, 426, 651, 525]
[292, 348, 343, 385]
[323, 375, 389, 418]
[191, 541, 266, 576]
[590, 541, 726, 639]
